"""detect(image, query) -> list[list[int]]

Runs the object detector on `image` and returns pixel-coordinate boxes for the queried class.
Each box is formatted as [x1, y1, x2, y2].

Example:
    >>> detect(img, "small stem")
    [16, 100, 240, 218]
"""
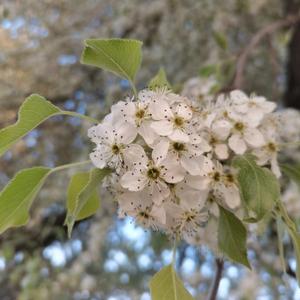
[207, 258, 224, 300]
[50, 160, 91, 174]
[172, 238, 177, 268]
[62, 111, 99, 123]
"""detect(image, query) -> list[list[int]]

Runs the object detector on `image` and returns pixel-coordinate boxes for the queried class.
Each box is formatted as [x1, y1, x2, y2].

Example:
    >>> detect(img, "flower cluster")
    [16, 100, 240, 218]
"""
[88, 88, 278, 244]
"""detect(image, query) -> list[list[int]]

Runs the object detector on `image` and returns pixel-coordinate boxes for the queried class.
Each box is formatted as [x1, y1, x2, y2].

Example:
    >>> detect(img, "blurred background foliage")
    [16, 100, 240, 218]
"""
[1, 0, 300, 299]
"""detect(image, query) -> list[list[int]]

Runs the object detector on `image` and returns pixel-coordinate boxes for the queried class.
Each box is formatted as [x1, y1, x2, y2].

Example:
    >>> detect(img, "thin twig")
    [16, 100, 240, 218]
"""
[207, 258, 224, 300]
[232, 14, 300, 89]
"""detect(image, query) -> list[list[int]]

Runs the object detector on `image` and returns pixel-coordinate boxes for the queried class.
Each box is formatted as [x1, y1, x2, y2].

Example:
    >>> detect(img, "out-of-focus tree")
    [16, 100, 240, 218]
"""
[1, 0, 300, 299]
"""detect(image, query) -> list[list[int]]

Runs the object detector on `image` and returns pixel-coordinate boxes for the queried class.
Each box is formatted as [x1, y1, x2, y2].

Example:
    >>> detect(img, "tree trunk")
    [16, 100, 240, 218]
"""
[283, 0, 300, 108]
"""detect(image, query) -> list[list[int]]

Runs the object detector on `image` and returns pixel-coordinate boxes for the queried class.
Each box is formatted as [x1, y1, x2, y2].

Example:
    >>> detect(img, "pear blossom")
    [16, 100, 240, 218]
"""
[87, 85, 280, 247]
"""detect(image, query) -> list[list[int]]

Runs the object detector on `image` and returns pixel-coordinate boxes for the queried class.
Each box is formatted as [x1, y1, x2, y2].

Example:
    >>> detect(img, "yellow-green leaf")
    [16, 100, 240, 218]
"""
[81, 38, 142, 91]
[67, 171, 100, 221]
[218, 206, 251, 268]
[0, 167, 51, 234]
[0, 94, 61, 156]
[150, 264, 194, 300]
[65, 168, 111, 237]
[148, 68, 171, 90]
[233, 154, 280, 221]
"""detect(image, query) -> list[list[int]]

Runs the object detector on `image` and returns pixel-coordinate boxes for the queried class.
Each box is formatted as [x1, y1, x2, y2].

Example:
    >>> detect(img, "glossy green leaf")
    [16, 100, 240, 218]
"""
[65, 168, 111, 237]
[0, 167, 51, 234]
[233, 154, 280, 221]
[67, 171, 100, 221]
[148, 68, 171, 90]
[281, 164, 300, 187]
[0, 94, 61, 156]
[150, 264, 194, 300]
[81, 38, 142, 92]
[218, 206, 251, 268]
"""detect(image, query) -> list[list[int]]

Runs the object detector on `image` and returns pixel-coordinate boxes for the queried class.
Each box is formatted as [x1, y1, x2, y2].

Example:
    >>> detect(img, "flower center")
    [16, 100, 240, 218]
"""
[139, 211, 150, 219]
[212, 171, 221, 181]
[174, 116, 184, 127]
[173, 142, 186, 152]
[234, 122, 244, 131]
[111, 144, 120, 154]
[135, 109, 145, 119]
[225, 173, 235, 183]
[267, 142, 276, 152]
[147, 167, 160, 179]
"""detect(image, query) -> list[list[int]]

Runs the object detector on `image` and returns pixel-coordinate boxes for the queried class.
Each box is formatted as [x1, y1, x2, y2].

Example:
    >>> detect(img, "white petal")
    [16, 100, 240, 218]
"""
[176, 183, 208, 209]
[149, 100, 173, 120]
[169, 129, 189, 143]
[151, 205, 166, 224]
[90, 150, 108, 169]
[175, 103, 193, 120]
[120, 170, 148, 191]
[152, 139, 170, 165]
[244, 128, 265, 148]
[211, 120, 232, 140]
[222, 185, 240, 209]
[148, 180, 170, 205]
[111, 101, 136, 124]
[271, 155, 281, 178]
[185, 175, 211, 190]
[181, 156, 203, 176]
[161, 157, 185, 183]
[230, 90, 248, 105]
[215, 144, 229, 160]
[115, 122, 138, 144]
[151, 120, 173, 136]
[228, 134, 247, 154]
[123, 144, 148, 167]
[138, 121, 158, 145]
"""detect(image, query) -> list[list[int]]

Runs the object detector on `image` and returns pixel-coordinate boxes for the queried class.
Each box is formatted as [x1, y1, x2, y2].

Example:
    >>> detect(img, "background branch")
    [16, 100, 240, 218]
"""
[231, 14, 300, 90]
[207, 258, 224, 300]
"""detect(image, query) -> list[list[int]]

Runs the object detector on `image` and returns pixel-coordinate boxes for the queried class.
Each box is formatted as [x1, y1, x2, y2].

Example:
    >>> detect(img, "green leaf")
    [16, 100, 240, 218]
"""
[276, 217, 286, 273]
[65, 168, 111, 237]
[213, 31, 228, 50]
[276, 201, 300, 285]
[218, 206, 251, 268]
[148, 68, 171, 90]
[287, 227, 300, 284]
[67, 171, 100, 221]
[233, 154, 280, 221]
[281, 164, 300, 187]
[150, 264, 194, 300]
[199, 64, 217, 77]
[81, 38, 142, 93]
[0, 167, 51, 234]
[0, 94, 61, 156]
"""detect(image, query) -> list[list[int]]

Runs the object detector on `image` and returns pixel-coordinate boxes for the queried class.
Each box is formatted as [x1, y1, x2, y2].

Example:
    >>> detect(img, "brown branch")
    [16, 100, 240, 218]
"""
[207, 258, 224, 300]
[231, 14, 300, 90]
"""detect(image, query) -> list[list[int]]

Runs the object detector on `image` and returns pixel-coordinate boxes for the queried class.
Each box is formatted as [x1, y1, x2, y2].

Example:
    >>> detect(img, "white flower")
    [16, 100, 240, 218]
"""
[227, 113, 265, 155]
[150, 100, 194, 142]
[204, 118, 232, 159]
[88, 120, 138, 169]
[186, 161, 240, 210]
[117, 191, 165, 230]
[152, 137, 211, 176]
[229, 90, 276, 123]
[111, 99, 158, 145]
[120, 147, 185, 204]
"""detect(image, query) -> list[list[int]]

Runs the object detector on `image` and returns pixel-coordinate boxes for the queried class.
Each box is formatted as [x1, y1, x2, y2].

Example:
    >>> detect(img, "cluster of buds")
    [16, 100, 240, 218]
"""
[88, 88, 278, 244]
